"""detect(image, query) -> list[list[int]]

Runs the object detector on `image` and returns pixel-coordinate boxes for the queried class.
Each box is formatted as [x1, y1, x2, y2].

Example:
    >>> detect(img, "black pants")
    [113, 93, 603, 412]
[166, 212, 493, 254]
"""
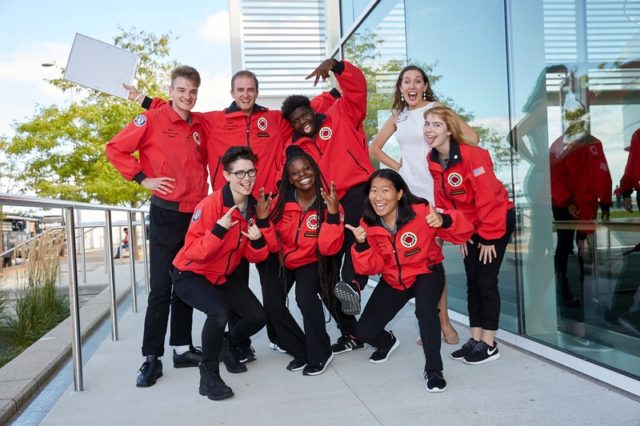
[257, 254, 306, 359]
[172, 269, 267, 363]
[339, 183, 369, 289]
[356, 268, 445, 372]
[141, 204, 194, 357]
[285, 262, 333, 365]
[464, 208, 516, 331]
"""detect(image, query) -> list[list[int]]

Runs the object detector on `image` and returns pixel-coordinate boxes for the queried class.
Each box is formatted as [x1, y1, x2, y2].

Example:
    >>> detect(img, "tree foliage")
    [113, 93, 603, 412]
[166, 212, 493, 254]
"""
[5, 28, 176, 206]
[342, 29, 511, 171]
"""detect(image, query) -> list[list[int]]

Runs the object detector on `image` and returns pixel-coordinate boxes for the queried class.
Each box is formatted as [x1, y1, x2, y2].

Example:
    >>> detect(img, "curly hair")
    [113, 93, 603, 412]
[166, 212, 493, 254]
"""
[392, 65, 437, 113]
[281, 95, 311, 120]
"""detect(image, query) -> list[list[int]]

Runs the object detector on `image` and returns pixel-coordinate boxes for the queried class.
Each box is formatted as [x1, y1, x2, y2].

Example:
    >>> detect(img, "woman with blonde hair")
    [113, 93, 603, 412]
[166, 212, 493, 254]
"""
[425, 105, 515, 364]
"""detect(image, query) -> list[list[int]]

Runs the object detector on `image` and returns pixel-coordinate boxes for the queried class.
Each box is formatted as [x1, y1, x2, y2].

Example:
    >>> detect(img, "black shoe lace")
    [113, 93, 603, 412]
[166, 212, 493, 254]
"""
[470, 341, 488, 353]
[138, 362, 150, 373]
[191, 346, 203, 355]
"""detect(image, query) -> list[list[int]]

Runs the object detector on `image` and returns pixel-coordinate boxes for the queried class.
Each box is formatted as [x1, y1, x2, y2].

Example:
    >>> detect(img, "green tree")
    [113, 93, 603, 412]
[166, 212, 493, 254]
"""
[342, 29, 511, 171]
[5, 28, 175, 206]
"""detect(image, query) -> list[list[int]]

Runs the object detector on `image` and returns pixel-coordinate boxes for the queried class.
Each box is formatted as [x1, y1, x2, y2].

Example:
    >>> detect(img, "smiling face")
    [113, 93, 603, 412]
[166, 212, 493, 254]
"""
[231, 75, 258, 114]
[399, 69, 428, 109]
[168, 76, 198, 117]
[288, 106, 317, 137]
[423, 112, 451, 153]
[287, 157, 316, 192]
[223, 158, 256, 197]
[368, 176, 403, 222]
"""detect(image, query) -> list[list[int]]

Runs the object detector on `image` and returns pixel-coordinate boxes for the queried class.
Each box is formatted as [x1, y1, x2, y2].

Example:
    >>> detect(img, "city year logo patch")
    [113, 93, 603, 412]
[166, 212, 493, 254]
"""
[589, 145, 598, 156]
[134, 115, 147, 127]
[400, 232, 417, 248]
[193, 131, 201, 145]
[319, 127, 332, 140]
[447, 172, 463, 187]
[306, 214, 319, 230]
[192, 210, 202, 222]
[257, 117, 268, 131]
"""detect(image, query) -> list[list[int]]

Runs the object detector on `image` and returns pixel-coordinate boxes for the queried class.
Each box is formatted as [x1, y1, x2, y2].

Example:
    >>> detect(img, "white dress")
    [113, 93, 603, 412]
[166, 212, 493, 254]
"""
[395, 102, 436, 204]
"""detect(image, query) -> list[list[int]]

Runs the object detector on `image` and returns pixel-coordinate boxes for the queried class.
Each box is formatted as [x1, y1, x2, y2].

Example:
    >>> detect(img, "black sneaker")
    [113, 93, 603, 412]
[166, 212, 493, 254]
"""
[220, 333, 248, 373]
[463, 341, 500, 364]
[369, 331, 399, 364]
[334, 280, 361, 315]
[450, 338, 479, 360]
[302, 353, 334, 376]
[173, 345, 202, 368]
[136, 356, 163, 387]
[238, 345, 256, 363]
[331, 335, 366, 354]
[286, 358, 307, 372]
[425, 370, 447, 393]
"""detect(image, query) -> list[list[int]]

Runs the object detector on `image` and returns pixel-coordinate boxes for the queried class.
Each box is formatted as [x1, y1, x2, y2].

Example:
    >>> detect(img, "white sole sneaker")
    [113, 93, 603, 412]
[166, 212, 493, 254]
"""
[303, 352, 334, 376]
[369, 336, 400, 364]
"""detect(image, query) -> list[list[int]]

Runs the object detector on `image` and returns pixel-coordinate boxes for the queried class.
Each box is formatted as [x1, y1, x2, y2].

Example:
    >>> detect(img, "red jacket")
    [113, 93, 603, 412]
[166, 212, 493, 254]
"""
[620, 129, 640, 196]
[146, 93, 339, 197]
[105, 103, 208, 213]
[350, 203, 473, 290]
[549, 134, 612, 220]
[288, 61, 375, 198]
[269, 191, 344, 270]
[172, 183, 272, 285]
[428, 140, 513, 244]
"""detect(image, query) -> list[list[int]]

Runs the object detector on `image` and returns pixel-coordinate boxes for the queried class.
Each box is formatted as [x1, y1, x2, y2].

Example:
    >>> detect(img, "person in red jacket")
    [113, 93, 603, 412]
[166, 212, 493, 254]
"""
[425, 106, 515, 365]
[280, 58, 376, 354]
[620, 128, 640, 212]
[127, 70, 341, 360]
[262, 146, 345, 375]
[105, 65, 207, 388]
[347, 169, 473, 392]
[171, 146, 271, 401]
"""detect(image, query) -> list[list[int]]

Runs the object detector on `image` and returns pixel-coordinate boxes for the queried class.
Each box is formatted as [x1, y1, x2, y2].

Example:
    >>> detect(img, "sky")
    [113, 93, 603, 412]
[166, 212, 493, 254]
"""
[0, 0, 233, 139]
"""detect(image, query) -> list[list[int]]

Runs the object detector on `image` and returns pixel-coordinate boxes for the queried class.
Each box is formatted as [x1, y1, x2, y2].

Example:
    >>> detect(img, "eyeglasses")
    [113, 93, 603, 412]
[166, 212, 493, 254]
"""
[229, 168, 257, 179]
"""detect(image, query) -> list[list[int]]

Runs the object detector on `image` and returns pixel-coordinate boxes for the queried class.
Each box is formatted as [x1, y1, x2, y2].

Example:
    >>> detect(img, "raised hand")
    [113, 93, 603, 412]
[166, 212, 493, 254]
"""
[425, 203, 443, 228]
[345, 223, 367, 244]
[141, 177, 175, 195]
[320, 181, 339, 214]
[217, 205, 239, 230]
[256, 187, 273, 219]
[123, 83, 141, 102]
[306, 59, 338, 87]
[241, 223, 262, 240]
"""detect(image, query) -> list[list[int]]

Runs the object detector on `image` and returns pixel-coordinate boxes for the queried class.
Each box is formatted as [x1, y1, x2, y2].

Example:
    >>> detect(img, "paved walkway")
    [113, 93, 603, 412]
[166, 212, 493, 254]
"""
[38, 267, 640, 426]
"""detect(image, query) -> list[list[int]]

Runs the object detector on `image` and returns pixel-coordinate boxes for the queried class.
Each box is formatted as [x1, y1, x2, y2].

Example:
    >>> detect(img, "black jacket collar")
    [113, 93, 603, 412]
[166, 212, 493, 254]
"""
[225, 102, 267, 114]
[222, 183, 256, 217]
[429, 138, 463, 169]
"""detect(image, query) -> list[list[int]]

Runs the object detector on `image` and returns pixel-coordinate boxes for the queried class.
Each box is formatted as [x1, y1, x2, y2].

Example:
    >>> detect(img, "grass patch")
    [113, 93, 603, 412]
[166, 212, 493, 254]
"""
[0, 229, 69, 368]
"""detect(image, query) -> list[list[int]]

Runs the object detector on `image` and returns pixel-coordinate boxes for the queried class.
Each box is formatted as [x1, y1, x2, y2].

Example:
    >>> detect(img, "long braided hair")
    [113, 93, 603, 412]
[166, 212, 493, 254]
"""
[270, 146, 339, 314]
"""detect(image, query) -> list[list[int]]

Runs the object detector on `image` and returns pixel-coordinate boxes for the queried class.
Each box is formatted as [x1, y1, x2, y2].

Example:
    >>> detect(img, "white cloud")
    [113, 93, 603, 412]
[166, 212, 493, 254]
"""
[199, 11, 230, 44]
[0, 42, 72, 137]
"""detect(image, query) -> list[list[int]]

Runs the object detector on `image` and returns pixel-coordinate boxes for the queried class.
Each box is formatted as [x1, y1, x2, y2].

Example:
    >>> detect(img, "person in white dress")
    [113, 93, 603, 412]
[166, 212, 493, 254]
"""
[369, 65, 479, 345]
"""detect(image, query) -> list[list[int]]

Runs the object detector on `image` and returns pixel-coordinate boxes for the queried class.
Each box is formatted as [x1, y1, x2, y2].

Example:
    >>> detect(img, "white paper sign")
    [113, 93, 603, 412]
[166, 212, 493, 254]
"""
[63, 33, 139, 99]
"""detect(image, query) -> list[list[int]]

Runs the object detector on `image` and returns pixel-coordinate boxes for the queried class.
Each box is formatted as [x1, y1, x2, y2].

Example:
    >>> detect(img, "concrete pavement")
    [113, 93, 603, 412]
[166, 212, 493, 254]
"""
[35, 266, 640, 426]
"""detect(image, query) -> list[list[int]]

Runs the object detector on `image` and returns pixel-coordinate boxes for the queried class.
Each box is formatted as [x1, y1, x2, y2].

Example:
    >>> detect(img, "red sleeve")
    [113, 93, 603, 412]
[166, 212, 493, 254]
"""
[257, 218, 279, 254]
[310, 89, 340, 114]
[149, 97, 168, 110]
[468, 149, 508, 242]
[105, 114, 150, 181]
[334, 61, 367, 126]
[434, 209, 475, 244]
[243, 237, 270, 264]
[350, 224, 385, 276]
[180, 200, 230, 262]
[592, 142, 612, 206]
[318, 207, 345, 256]
[620, 131, 640, 194]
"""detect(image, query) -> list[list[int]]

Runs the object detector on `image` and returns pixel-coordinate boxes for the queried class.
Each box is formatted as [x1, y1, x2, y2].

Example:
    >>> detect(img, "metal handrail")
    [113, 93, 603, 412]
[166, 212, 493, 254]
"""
[0, 193, 149, 392]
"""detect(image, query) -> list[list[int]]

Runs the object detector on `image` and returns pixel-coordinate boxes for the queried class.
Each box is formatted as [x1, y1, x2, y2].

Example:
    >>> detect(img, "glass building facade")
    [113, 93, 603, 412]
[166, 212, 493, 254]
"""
[332, 0, 640, 393]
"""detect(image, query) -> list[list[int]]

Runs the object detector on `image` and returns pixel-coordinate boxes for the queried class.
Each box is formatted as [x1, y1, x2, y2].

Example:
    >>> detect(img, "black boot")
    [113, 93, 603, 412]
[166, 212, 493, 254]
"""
[199, 360, 234, 401]
[220, 332, 247, 373]
[136, 355, 163, 387]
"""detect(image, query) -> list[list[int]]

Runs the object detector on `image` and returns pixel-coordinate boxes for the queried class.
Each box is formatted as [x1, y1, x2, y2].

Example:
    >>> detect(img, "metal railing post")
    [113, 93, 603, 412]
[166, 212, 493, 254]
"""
[79, 224, 87, 284]
[139, 211, 150, 294]
[127, 211, 138, 313]
[64, 207, 83, 391]
[104, 211, 118, 341]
